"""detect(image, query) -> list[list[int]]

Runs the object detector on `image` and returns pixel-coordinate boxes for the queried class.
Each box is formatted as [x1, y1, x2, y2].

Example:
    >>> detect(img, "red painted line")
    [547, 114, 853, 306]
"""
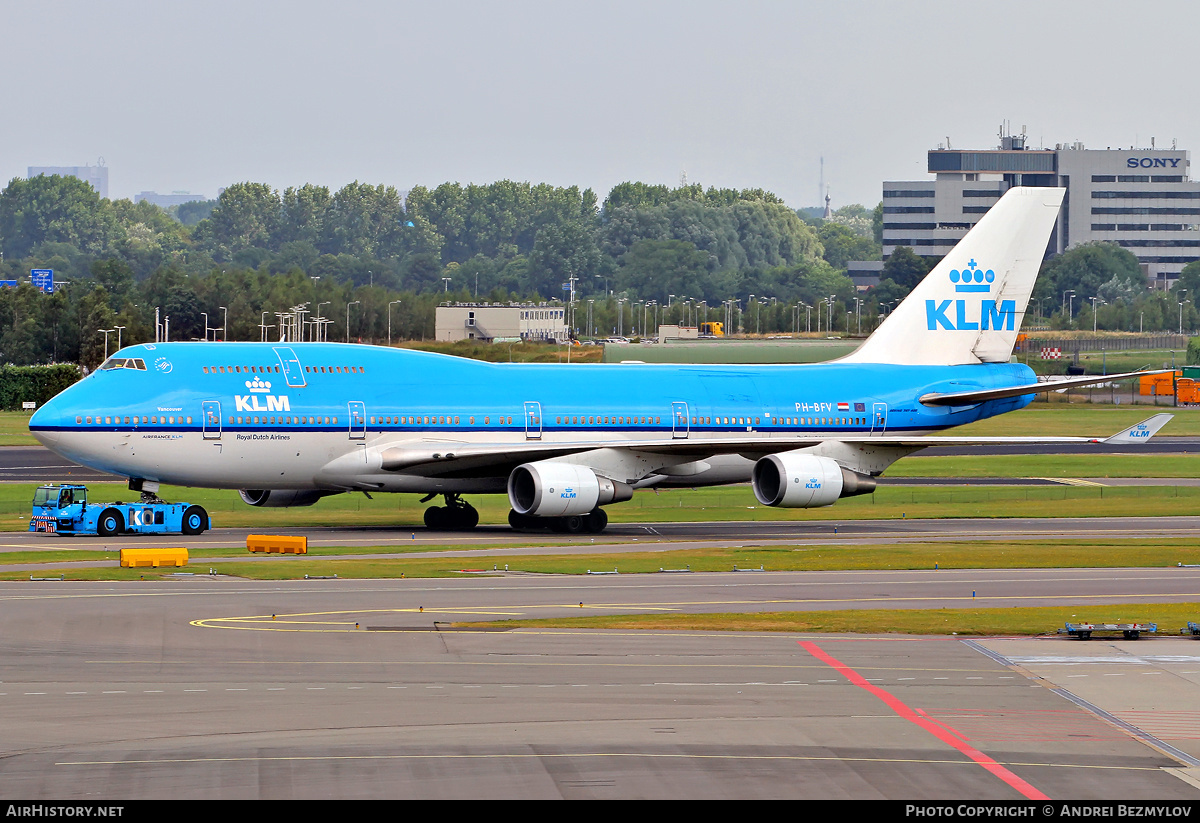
[798, 640, 1050, 800]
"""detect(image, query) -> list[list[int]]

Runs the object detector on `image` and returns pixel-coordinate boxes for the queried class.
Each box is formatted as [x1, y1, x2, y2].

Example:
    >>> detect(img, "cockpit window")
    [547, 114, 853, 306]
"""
[99, 358, 147, 371]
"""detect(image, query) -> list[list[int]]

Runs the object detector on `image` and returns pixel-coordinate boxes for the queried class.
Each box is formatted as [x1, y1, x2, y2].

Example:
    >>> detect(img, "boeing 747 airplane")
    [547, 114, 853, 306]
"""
[29, 187, 1171, 533]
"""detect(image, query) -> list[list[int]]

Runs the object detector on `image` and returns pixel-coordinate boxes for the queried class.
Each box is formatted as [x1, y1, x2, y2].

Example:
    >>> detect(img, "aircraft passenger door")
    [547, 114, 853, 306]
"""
[871, 403, 887, 436]
[524, 401, 542, 440]
[273, 347, 307, 388]
[671, 401, 689, 439]
[202, 401, 222, 440]
[348, 401, 366, 440]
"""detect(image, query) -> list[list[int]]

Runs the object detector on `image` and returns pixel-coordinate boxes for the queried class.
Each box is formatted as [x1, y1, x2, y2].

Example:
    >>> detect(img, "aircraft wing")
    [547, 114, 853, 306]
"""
[377, 413, 1174, 476]
[918, 369, 1175, 406]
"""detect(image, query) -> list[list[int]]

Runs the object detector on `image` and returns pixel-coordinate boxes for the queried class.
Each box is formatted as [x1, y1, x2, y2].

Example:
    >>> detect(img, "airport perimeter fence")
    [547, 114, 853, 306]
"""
[1022, 334, 1187, 354]
[0, 364, 80, 410]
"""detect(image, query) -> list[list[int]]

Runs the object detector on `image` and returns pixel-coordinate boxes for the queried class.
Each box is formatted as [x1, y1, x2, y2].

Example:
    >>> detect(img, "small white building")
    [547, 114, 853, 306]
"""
[435, 303, 568, 343]
[657, 324, 699, 340]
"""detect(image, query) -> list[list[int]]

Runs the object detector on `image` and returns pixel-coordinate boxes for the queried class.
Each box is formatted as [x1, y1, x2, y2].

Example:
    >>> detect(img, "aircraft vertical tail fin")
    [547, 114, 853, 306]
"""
[843, 186, 1065, 366]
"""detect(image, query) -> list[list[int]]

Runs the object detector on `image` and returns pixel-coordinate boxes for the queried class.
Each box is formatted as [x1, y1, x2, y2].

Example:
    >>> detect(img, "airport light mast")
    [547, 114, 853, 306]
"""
[346, 301, 360, 343]
[388, 301, 402, 345]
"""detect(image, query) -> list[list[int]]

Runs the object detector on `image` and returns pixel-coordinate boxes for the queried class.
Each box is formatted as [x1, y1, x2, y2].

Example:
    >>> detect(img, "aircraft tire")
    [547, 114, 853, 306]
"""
[458, 505, 479, 530]
[508, 510, 538, 531]
[424, 506, 445, 530]
[97, 508, 124, 538]
[182, 506, 208, 535]
[584, 508, 608, 533]
[562, 515, 586, 534]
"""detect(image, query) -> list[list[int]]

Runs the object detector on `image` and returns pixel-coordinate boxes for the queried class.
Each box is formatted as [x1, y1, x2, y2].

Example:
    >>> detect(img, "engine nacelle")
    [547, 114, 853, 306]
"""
[751, 452, 876, 508]
[508, 462, 633, 517]
[239, 489, 334, 508]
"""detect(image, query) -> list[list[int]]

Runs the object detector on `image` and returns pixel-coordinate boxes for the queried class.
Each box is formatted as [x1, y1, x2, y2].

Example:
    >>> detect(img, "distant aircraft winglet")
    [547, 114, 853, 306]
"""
[1100, 413, 1174, 445]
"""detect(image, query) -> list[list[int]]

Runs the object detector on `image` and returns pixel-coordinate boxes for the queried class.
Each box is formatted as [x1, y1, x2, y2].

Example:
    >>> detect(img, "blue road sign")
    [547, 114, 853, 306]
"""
[30, 269, 54, 293]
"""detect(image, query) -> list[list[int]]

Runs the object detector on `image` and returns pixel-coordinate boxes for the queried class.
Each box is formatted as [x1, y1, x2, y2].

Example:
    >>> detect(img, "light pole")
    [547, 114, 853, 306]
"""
[442, 277, 452, 293]
[1179, 289, 1188, 336]
[1063, 289, 1075, 327]
[219, 306, 227, 342]
[1090, 297, 1102, 334]
[388, 300, 402, 345]
[316, 302, 330, 342]
[346, 300, 360, 343]
[99, 328, 114, 360]
[114, 325, 125, 350]
[201, 312, 209, 341]
[259, 312, 273, 342]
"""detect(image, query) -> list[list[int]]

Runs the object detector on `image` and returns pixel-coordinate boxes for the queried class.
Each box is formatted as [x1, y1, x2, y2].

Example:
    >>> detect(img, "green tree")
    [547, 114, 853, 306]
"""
[194, 182, 282, 261]
[817, 222, 880, 269]
[1173, 260, 1200, 299]
[1034, 242, 1146, 312]
[881, 246, 930, 291]
[615, 239, 711, 301]
[0, 175, 122, 259]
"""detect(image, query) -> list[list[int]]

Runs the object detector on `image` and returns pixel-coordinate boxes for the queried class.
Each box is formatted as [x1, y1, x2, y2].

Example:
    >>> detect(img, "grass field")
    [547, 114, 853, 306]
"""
[945, 404, 1199, 436]
[2, 480, 1199, 533]
[454, 604, 1200, 637]
[6, 538, 1196, 577]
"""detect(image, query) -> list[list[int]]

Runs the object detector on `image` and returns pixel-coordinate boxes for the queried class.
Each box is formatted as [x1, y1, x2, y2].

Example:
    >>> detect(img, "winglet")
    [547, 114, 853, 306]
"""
[1101, 413, 1174, 444]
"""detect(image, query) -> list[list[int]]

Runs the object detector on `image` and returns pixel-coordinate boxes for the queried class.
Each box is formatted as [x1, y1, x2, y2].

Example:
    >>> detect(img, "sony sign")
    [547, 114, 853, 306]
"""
[1127, 157, 1182, 168]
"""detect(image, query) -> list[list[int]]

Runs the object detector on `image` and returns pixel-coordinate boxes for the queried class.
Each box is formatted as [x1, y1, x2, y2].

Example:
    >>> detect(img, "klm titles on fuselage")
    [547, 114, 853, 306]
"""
[926, 262, 1016, 332]
[234, 378, 291, 413]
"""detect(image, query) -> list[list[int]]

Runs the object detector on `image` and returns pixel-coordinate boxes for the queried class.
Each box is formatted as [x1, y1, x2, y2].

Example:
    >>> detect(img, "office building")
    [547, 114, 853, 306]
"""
[882, 131, 1200, 287]
[27, 164, 109, 199]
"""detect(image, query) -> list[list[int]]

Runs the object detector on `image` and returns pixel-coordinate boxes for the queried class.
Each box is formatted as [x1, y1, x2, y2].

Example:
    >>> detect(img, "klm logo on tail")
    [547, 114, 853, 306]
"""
[926, 260, 1015, 331]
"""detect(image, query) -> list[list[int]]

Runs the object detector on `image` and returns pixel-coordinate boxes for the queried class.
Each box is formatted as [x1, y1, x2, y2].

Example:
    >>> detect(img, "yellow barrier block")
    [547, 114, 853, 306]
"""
[120, 548, 188, 568]
[247, 534, 308, 554]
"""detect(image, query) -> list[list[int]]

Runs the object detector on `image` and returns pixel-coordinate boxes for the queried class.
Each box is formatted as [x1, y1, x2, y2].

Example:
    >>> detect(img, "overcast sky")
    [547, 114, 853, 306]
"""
[2, 1, 1197, 210]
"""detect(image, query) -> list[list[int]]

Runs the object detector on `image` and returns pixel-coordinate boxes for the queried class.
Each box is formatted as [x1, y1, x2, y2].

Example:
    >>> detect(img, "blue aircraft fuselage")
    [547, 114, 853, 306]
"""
[29, 341, 1034, 493]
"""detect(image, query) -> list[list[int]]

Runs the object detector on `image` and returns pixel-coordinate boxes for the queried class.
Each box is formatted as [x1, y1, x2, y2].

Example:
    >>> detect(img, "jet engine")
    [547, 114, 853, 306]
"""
[751, 452, 876, 508]
[239, 489, 335, 508]
[508, 462, 633, 517]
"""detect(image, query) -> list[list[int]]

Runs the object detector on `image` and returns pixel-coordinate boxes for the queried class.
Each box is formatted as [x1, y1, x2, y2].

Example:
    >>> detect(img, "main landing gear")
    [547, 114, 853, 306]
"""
[509, 508, 608, 534]
[422, 493, 479, 531]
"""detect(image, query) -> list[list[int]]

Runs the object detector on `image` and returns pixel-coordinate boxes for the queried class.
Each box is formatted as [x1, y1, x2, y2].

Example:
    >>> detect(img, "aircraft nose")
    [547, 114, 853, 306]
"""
[29, 397, 65, 448]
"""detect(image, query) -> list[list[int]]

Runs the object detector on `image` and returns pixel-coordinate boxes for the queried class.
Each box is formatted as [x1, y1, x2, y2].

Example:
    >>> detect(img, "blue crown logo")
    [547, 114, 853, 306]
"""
[949, 259, 994, 293]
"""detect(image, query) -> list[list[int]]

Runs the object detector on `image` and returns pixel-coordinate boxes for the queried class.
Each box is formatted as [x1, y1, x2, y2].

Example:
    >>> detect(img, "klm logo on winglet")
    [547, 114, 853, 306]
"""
[927, 260, 1015, 331]
[1130, 424, 1150, 438]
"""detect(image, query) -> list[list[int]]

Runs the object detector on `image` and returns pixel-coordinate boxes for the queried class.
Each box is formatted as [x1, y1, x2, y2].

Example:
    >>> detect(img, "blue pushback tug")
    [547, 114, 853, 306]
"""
[29, 484, 210, 537]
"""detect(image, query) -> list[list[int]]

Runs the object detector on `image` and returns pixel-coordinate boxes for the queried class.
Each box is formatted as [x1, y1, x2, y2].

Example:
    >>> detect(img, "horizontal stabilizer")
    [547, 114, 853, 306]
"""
[1101, 413, 1174, 444]
[919, 369, 1176, 406]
